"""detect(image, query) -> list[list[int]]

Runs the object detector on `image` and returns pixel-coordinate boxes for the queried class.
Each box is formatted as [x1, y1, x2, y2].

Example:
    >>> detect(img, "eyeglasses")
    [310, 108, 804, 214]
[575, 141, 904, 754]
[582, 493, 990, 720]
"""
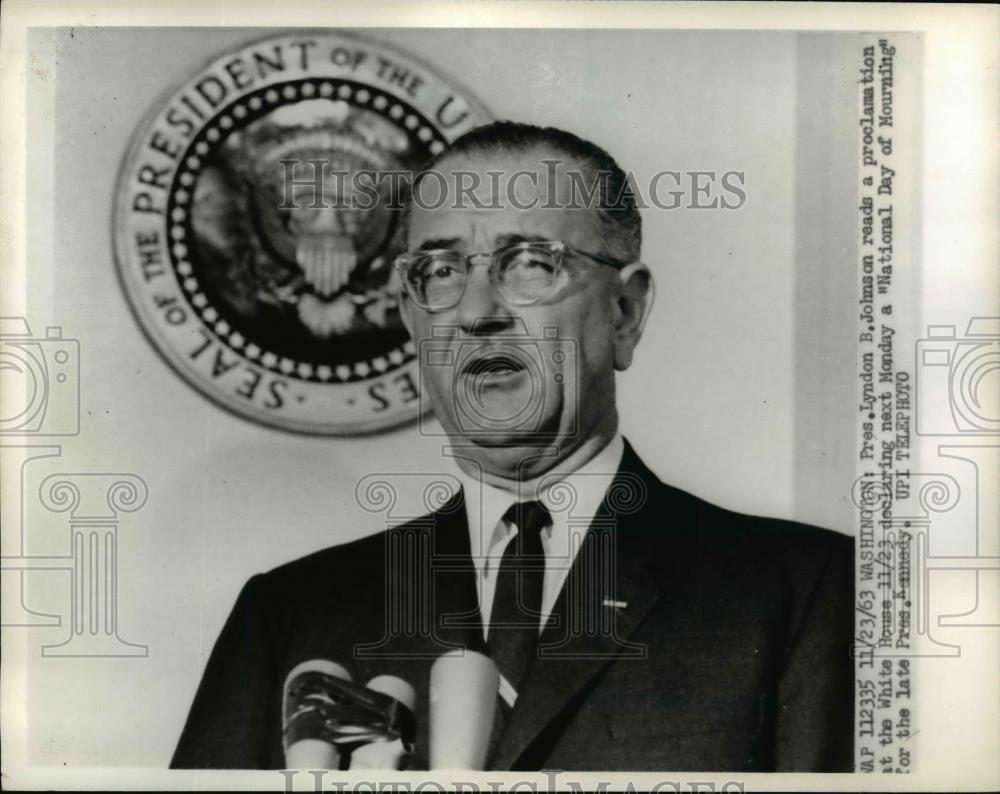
[393, 240, 624, 312]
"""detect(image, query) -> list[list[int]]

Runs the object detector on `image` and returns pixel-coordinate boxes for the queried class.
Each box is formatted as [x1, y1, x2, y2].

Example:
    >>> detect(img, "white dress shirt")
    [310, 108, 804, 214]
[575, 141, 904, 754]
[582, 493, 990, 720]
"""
[455, 434, 625, 640]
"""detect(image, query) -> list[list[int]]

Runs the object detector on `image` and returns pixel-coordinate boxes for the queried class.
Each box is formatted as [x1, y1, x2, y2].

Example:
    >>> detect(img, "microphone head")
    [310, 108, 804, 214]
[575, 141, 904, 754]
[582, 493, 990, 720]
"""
[284, 659, 352, 696]
[283, 659, 352, 770]
[349, 676, 418, 770]
[429, 649, 499, 770]
[365, 675, 417, 713]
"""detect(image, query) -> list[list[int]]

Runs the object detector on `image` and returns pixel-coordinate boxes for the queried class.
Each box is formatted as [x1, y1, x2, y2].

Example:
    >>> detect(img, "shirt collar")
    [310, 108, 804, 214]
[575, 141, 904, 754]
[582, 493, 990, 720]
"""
[456, 434, 625, 561]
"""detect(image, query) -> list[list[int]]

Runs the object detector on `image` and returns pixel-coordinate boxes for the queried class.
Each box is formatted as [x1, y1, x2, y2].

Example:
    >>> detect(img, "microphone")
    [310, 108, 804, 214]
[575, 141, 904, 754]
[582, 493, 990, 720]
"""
[429, 649, 499, 770]
[349, 675, 417, 769]
[283, 659, 353, 770]
[283, 660, 419, 770]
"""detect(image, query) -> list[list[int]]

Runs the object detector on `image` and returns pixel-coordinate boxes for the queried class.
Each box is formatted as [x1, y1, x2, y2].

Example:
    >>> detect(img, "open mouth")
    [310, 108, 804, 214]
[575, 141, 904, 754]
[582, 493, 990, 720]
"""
[460, 350, 527, 379]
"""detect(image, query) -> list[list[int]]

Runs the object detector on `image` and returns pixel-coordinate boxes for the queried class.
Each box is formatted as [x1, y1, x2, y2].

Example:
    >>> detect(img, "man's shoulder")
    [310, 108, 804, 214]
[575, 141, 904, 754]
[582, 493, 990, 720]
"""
[628, 472, 854, 639]
[633, 461, 853, 589]
[691, 490, 854, 554]
[629, 447, 852, 550]
[698, 496, 854, 587]
[245, 512, 437, 597]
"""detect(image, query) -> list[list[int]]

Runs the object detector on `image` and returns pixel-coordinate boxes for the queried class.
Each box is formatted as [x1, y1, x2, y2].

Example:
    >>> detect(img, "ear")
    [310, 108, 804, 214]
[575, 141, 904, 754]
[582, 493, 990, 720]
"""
[611, 262, 655, 371]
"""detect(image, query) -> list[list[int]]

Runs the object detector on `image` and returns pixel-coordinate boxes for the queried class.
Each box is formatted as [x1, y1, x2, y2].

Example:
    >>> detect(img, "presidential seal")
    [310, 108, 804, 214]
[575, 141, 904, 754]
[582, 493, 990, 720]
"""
[114, 32, 491, 434]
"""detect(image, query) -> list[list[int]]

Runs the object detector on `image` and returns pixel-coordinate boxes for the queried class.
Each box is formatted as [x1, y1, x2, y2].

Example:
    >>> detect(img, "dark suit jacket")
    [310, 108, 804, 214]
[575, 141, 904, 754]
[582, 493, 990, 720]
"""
[172, 442, 854, 771]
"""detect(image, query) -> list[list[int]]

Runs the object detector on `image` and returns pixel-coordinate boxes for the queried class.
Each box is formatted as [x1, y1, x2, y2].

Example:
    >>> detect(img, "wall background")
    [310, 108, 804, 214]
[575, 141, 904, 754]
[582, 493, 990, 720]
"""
[18, 27, 858, 765]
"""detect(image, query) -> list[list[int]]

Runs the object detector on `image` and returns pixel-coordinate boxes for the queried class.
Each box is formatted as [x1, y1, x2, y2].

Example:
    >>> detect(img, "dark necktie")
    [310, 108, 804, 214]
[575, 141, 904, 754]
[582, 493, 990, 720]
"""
[488, 500, 551, 708]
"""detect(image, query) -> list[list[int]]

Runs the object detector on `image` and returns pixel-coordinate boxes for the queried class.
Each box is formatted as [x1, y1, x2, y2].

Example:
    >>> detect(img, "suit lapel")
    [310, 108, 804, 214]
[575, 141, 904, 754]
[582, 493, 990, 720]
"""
[491, 443, 663, 770]
[373, 488, 484, 660]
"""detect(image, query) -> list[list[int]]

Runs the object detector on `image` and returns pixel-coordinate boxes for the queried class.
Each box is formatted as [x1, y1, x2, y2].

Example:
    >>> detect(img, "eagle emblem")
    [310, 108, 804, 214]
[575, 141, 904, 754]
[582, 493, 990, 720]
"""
[114, 32, 490, 434]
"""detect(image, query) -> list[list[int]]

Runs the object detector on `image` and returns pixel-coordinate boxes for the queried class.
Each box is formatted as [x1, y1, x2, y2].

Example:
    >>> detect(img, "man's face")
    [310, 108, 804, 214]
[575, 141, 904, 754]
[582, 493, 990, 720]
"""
[400, 148, 647, 478]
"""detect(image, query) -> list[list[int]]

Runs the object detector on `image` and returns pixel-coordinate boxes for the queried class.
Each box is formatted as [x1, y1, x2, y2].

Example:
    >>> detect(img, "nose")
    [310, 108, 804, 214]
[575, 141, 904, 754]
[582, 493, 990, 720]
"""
[454, 262, 515, 336]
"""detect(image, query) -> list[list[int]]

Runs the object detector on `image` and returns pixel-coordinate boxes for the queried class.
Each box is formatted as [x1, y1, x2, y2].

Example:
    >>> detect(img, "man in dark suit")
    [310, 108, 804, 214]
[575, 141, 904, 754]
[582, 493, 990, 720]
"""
[172, 121, 854, 772]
